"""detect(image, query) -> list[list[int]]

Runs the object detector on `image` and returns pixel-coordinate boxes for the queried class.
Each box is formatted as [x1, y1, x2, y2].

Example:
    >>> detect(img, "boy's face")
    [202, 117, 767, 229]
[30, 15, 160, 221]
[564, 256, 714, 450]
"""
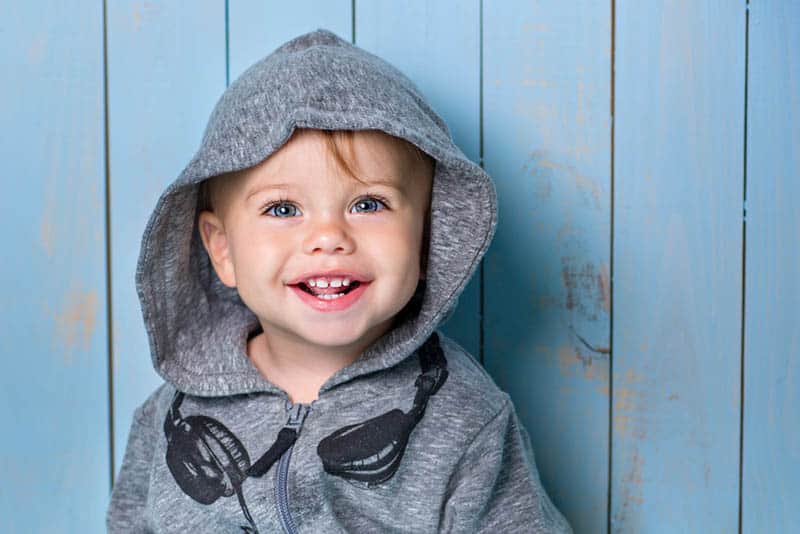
[198, 129, 433, 358]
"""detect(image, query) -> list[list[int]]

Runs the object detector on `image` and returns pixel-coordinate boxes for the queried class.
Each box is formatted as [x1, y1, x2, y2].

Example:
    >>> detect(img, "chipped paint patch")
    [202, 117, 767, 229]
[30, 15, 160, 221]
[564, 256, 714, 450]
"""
[52, 288, 98, 363]
[613, 448, 645, 528]
[561, 256, 607, 322]
[520, 79, 556, 88]
[597, 262, 610, 312]
[613, 369, 647, 440]
[27, 31, 47, 65]
[557, 344, 609, 383]
[132, 1, 158, 31]
[40, 213, 54, 257]
[524, 150, 604, 209]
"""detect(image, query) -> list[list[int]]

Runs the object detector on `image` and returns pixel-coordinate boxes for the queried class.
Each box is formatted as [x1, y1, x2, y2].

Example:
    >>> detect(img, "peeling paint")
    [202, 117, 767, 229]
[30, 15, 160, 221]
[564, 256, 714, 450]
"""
[575, 331, 609, 354]
[52, 288, 98, 363]
[132, 1, 158, 31]
[524, 150, 604, 209]
[27, 32, 47, 65]
[40, 212, 54, 257]
[613, 448, 645, 527]
[520, 79, 556, 88]
[597, 262, 610, 312]
[613, 382, 647, 440]
[521, 22, 550, 33]
[557, 344, 609, 382]
[561, 255, 607, 322]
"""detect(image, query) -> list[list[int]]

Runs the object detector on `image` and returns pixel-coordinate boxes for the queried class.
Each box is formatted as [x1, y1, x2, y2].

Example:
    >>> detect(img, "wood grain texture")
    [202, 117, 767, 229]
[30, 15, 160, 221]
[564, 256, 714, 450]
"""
[743, 2, 800, 531]
[483, 2, 612, 531]
[612, 1, 745, 531]
[229, 0, 351, 84]
[0, 1, 109, 532]
[107, 0, 226, 474]
[355, 0, 483, 360]
[5, 0, 796, 529]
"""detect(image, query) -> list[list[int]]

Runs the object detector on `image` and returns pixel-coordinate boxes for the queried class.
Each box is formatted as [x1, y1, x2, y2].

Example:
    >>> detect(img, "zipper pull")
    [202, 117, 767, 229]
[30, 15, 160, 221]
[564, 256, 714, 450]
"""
[284, 402, 311, 432]
[247, 403, 312, 478]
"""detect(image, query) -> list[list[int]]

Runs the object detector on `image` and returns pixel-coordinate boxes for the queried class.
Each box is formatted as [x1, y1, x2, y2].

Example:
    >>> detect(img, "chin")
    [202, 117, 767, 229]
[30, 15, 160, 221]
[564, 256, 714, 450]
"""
[300, 325, 370, 348]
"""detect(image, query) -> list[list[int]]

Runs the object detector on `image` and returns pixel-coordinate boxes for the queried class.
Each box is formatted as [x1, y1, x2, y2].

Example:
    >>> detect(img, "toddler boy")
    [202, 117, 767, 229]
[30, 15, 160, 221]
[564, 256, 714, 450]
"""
[107, 28, 571, 533]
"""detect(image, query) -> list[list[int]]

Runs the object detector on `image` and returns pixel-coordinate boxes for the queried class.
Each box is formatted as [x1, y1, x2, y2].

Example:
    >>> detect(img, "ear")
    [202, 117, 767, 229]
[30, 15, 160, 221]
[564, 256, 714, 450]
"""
[198, 210, 237, 287]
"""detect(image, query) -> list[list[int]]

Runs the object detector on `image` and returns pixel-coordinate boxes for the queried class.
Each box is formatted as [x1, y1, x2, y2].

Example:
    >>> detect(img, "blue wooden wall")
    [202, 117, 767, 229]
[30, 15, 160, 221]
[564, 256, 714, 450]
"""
[1, 1, 797, 532]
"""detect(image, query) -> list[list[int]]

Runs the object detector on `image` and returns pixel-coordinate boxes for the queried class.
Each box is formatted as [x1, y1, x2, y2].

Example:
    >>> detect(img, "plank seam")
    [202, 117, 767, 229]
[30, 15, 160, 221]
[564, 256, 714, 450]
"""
[225, 0, 230, 87]
[479, 0, 484, 366]
[608, 0, 616, 531]
[738, 2, 750, 533]
[103, 0, 115, 491]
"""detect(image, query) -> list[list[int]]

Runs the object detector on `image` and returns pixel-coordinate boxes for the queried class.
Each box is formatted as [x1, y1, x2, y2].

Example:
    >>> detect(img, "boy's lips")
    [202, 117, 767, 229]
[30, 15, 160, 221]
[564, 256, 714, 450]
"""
[290, 280, 370, 312]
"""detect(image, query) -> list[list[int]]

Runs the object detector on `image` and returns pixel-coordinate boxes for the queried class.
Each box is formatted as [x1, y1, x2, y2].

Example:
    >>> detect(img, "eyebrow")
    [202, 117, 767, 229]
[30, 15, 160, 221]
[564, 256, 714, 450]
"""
[246, 177, 401, 200]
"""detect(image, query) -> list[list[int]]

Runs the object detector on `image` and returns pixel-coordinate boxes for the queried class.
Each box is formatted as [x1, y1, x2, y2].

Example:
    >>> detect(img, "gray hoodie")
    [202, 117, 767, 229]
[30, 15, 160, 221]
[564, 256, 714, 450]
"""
[107, 28, 572, 534]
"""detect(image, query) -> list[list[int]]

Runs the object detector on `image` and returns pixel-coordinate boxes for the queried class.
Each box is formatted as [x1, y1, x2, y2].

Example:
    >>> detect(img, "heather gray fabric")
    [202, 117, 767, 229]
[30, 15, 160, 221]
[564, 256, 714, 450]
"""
[107, 28, 571, 533]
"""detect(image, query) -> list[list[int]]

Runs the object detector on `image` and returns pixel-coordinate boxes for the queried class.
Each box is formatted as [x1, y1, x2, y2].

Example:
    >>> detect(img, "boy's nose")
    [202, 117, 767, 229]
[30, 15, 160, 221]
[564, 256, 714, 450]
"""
[302, 219, 356, 255]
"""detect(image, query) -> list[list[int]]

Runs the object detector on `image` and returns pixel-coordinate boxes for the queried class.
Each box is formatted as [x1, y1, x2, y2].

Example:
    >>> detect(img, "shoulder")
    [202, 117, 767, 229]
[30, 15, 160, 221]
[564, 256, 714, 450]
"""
[131, 382, 178, 429]
[431, 330, 511, 433]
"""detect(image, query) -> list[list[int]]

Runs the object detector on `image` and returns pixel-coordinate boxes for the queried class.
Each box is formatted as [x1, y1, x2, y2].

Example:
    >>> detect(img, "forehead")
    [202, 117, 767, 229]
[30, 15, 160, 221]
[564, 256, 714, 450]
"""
[241, 129, 429, 194]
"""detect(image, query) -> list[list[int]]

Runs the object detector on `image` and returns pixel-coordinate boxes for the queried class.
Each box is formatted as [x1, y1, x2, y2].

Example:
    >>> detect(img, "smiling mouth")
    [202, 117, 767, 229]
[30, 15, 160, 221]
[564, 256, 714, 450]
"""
[294, 281, 362, 296]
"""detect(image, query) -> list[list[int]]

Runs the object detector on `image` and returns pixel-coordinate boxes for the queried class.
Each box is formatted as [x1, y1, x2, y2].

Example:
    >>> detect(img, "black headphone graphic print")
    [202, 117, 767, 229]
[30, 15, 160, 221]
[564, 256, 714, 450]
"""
[162, 332, 448, 533]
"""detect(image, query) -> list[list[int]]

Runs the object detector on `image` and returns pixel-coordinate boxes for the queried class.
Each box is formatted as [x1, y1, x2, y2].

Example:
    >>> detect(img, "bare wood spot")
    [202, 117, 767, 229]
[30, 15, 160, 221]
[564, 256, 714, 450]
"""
[558, 345, 576, 377]
[597, 262, 610, 312]
[54, 288, 98, 363]
[520, 79, 556, 88]
[557, 344, 609, 382]
[561, 256, 606, 322]
[40, 212, 53, 258]
[613, 448, 645, 527]
[132, 1, 158, 31]
[27, 32, 47, 65]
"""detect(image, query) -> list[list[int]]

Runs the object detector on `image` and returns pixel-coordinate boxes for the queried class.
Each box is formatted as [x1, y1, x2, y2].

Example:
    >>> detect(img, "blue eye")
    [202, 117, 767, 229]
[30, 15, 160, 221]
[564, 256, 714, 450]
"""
[263, 202, 300, 218]
[352, 197, 387, 213]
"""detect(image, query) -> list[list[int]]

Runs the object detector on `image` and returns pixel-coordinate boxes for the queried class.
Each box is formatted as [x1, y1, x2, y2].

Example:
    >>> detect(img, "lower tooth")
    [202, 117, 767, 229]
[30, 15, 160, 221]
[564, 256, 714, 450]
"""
[316, 292, 345, 300]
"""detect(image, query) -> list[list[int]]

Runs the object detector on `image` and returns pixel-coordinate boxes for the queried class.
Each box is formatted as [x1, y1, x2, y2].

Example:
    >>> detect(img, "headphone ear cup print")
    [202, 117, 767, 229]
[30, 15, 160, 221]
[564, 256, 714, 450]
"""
[164, 391, 261, 533]
[317, 408, 415, 485]
[317, 332, 448, 487]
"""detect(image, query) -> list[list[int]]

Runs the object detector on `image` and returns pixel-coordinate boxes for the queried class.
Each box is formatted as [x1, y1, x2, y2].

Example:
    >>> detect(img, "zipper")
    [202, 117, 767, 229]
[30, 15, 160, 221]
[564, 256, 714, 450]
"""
[274, 401, 312, 534]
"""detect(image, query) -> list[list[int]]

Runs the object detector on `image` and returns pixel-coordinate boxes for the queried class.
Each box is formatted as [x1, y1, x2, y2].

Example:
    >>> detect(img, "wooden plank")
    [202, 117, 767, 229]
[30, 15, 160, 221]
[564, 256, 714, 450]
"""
[742, 2, 800, 531]
[483, 1, 611, 531]
[612, 2, 744, 530]
[229, 1, 351, 83]
[0, 2, 109, 532]
[355, 0, 482, 359]
[107, 0, 226, 474]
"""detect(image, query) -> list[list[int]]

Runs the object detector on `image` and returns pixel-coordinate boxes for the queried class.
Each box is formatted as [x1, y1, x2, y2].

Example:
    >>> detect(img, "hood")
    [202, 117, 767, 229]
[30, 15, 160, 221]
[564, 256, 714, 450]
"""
[135, 28, 498, 397]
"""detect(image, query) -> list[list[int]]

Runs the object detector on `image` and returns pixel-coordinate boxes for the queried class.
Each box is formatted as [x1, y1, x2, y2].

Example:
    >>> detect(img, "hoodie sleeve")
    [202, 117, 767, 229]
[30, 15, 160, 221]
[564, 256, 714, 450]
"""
[106, 397, 158, 533]
[439, 397, 573, 533]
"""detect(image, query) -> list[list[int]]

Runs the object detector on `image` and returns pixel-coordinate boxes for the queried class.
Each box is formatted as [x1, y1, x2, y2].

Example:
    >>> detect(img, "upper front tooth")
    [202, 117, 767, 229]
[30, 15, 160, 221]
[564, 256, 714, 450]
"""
[307, 277, 352, 288]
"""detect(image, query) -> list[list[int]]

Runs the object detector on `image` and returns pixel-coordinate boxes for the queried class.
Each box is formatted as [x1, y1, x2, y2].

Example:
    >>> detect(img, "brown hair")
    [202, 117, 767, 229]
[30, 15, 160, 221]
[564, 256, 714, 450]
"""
[199, 129, 431, 210]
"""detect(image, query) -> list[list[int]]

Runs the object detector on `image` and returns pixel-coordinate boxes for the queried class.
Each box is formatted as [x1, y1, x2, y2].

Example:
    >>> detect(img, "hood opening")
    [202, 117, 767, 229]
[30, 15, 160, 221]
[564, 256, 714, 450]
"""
[135, 29, 497, 397]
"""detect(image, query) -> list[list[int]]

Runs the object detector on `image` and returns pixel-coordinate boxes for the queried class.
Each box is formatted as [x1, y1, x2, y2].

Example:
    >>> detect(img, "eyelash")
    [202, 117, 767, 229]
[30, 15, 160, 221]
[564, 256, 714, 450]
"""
[260, 194, 391, 218]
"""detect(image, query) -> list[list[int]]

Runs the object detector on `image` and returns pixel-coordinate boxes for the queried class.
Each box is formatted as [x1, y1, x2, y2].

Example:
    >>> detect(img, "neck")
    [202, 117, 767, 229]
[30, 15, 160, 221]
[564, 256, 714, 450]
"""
[246, 319, 392, 403]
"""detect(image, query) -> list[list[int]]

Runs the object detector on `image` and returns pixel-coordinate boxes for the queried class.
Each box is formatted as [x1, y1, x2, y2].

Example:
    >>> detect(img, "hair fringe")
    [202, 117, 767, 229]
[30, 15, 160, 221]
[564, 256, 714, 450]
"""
[197, 128, 434, 215]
